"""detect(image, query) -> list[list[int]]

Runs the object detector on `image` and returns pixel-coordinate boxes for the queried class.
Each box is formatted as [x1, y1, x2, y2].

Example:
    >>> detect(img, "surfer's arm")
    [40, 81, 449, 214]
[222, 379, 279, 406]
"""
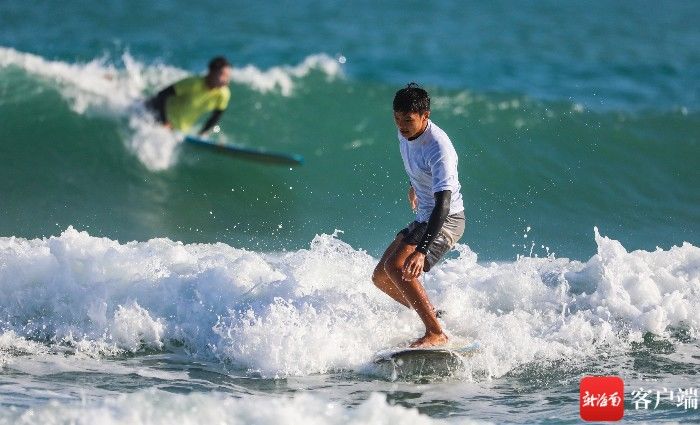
[199, 109, 225, 135]
[416, 190, 451, 254]
[146, 85, 175, 124]
[402, 190, 451, 279]
[408, 185, 418, 212]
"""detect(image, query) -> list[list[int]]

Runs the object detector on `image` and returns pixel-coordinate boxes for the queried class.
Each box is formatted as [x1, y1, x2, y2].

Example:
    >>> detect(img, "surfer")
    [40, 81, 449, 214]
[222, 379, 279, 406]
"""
[372, 83, 466, 348]
[146, 56, 231, 135]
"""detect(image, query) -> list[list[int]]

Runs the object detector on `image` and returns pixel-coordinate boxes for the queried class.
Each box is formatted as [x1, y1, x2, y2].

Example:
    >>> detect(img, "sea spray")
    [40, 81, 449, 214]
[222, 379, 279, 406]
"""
[1, 227, 698, 379]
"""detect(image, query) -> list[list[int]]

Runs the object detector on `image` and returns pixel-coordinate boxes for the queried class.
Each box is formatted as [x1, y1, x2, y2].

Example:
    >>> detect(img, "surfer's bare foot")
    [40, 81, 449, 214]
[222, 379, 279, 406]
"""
[409, 332, 448, 348]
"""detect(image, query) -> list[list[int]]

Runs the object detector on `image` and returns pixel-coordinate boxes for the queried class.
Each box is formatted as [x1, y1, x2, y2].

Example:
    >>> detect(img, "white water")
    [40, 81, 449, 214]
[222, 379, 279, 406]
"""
[1, 226, 698, 380]
[0, 389, 487, 425]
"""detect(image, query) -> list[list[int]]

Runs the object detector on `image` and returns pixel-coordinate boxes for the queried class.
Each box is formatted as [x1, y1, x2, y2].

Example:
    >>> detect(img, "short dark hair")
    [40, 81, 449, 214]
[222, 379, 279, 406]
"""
[208, 56, 231, 73]
[393, 82, 430, 113]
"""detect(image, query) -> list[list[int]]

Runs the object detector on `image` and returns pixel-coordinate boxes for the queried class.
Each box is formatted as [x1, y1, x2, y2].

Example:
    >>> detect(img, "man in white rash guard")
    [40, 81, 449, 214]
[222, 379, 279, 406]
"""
[372, 83, 466, 348]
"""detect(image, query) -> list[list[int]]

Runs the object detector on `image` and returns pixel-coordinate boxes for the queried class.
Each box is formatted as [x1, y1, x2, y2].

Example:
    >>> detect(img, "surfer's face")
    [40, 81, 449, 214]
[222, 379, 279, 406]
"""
[207, 66, 232, 88]
[393, 110, 430, 140]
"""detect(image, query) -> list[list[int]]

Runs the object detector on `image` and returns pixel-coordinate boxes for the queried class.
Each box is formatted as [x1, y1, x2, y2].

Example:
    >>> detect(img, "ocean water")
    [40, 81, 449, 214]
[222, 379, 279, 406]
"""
[1, 1, 699, 423]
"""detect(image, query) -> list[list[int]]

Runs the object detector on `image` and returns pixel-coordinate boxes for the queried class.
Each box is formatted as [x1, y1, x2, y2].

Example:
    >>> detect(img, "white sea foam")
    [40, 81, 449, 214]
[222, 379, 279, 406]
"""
[0, 47, 185, 114]
[0, 227, 698, 379]
[0, 390, 481, 425]
[126, 114, 182, 170]
[0, 330, 47, 369]
[0, 46, 343, 170]
[231, 54, 343, 96]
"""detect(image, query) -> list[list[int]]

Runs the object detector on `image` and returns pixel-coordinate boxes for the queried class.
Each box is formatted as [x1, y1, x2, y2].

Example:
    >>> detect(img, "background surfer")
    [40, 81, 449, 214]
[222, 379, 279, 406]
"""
[372, 83, 466, 348]
[146, 56, 231, 135]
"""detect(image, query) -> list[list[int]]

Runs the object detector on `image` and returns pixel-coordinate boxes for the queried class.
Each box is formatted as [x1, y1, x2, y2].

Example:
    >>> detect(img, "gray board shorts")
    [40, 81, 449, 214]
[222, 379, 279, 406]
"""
[398, 210, 466, 272]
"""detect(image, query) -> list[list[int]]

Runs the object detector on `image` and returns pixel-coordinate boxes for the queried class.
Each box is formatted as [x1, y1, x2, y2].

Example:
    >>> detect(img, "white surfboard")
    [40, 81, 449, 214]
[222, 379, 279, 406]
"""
[373, 341, 480, 379]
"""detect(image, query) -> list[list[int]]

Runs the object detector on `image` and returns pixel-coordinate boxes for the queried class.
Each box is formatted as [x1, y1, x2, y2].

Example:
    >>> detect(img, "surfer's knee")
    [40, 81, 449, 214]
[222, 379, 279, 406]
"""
[384, 255, 404, 278]
[372, 262, 387, 286]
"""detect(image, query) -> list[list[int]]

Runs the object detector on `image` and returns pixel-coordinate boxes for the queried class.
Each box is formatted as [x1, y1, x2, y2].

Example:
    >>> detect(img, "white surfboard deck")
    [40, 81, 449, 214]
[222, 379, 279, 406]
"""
[372, 341, 480, 379]
[374, 340, 481, 362]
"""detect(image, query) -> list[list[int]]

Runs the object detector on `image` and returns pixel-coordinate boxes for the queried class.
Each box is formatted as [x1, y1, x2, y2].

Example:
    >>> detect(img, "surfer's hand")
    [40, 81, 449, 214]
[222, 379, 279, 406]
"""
[402, 251, 425, 280]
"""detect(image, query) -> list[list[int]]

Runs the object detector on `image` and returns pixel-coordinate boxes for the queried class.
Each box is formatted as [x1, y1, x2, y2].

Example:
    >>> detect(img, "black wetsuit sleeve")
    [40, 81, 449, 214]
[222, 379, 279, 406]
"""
[415, 190, 451, 254]
[199, 109, 225, 134]
[146, 85, 175, 123]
